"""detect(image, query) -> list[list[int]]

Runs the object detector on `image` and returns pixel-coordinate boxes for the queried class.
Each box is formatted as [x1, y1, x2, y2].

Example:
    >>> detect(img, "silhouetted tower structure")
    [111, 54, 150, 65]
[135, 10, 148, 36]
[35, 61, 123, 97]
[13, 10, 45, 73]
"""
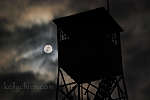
[54, 7, 128, 100]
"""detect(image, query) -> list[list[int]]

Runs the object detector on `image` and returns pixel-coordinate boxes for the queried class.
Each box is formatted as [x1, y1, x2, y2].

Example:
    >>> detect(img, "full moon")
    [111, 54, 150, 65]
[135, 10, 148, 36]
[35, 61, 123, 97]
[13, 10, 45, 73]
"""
[43, 44, 53, 54]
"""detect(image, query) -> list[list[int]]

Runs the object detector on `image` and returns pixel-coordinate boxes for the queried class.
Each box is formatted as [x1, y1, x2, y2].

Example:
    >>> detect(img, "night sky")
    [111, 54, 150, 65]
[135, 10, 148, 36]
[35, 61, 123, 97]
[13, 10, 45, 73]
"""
[0, 0, 150, 100]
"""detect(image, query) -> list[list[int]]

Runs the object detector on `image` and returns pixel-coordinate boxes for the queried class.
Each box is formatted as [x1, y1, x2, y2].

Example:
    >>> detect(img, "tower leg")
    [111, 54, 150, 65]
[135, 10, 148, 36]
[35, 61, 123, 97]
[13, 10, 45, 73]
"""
[56, 67, 60, 100]
[78, 83, 80, 100]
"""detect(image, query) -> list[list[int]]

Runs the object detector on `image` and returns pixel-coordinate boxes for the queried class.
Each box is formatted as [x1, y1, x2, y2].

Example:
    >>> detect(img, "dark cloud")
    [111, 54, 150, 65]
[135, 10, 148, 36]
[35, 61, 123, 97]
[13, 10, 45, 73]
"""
[69, 0, 104, 11]
[109, 0, 150, 100]
[0, 0, 150, 100]
[0, 72, 56, 100]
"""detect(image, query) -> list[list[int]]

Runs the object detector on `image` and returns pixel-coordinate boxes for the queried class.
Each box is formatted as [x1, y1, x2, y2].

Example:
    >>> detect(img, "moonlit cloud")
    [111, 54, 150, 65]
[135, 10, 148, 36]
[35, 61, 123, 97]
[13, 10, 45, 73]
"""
[0, 0, 71, 31]
[0, 0, 150, 100]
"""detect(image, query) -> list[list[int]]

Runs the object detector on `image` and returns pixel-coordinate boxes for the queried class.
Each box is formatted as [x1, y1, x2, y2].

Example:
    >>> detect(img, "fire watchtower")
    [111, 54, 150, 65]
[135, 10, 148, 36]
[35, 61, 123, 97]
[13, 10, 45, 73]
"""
[54, 7, 128, 100]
